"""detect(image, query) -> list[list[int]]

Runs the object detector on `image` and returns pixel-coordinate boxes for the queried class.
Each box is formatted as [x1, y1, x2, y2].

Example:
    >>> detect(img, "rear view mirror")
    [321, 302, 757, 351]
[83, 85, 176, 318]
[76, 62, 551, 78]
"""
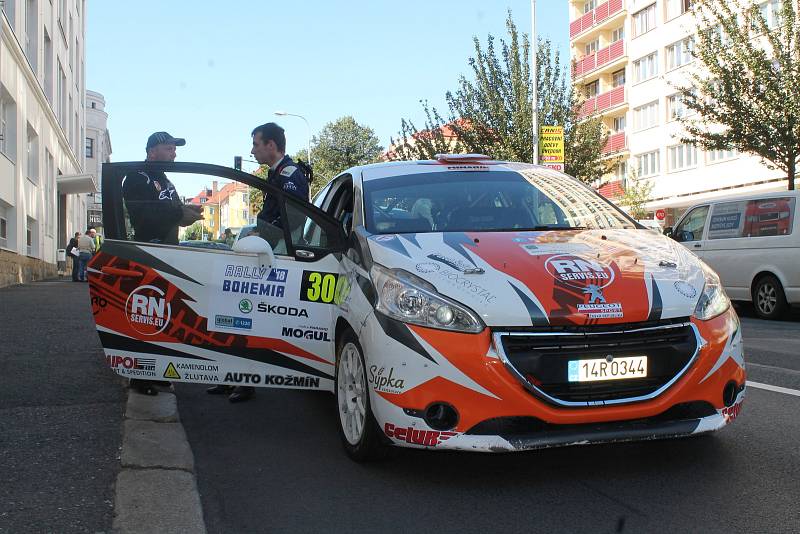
[232, 235, 275, 271]
[663, 226, 673, 237]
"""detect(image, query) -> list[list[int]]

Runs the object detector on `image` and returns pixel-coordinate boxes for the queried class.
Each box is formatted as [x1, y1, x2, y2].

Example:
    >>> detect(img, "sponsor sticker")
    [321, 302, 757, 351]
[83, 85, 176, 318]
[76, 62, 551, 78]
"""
[544, 255, 615, 289]
[674, 281, 698, 299]
[368, 365, 406, 394]
[125, 285, 171, 336]
[281, 326, 331, 342]
[224, 265, 288, 282]
[91, 296, 108, 316]
[163, 362, 181, 380]
[521, 243, 592, 256]
[415, 262, 440, 274]
[383, 423, 457, 446]
[239, 299, 253, 314]
[256, 303, 309, 317]
[107, 355, 157, 378]
[214, 315, 253, 330]
[722, 400, 743, 422]
[577, 302, 624, 319]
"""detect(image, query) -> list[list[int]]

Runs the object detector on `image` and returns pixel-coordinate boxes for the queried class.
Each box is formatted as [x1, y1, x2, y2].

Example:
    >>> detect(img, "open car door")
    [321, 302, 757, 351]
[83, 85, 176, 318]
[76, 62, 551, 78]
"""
[88, 162, 347, 391]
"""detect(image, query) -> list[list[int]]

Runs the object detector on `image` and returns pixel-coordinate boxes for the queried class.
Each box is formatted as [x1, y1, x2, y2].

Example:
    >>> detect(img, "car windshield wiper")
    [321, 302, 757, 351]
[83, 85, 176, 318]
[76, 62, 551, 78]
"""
[524, 225, 589, 231]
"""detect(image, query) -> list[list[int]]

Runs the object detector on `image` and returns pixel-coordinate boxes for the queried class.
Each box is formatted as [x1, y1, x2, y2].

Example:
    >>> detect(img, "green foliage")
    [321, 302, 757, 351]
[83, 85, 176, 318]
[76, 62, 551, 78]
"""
[620, 176, 654, 220]
[391, 12, 609, 184]
[677, 0, 800, 190]
[183, 221, 203, 241]
[309, 116, 383, 197]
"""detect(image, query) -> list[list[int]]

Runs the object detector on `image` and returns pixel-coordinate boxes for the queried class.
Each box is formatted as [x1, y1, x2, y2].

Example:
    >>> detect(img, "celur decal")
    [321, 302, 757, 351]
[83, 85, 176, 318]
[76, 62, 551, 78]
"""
[368, 365, 406, 393]
[256, 303, 309, 317]
[125, 285, 171, 336]
[722, 400, 743, 422]
[383, 423, 457, 446]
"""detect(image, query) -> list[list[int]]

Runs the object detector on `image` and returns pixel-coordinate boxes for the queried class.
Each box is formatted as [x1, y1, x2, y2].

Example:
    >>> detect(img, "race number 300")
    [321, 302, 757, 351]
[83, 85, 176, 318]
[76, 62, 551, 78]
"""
[300, 271, 344, 304]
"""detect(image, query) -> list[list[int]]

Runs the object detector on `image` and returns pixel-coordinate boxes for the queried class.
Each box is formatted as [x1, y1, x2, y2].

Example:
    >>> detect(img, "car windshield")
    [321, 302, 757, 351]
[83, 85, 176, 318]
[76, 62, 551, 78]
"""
[363, 169, 635, 234]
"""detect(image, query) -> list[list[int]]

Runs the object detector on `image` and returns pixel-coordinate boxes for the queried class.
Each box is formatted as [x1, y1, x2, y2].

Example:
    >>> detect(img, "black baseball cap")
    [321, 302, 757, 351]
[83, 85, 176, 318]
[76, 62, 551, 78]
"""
[146, 132, 186, 151]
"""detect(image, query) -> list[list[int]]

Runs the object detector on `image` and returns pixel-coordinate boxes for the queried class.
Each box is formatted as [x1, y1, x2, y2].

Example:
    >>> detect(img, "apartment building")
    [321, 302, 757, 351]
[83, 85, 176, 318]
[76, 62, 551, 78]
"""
[218, 181, 250, 236]
[1, 0, 95, 287]
[569, 0, 787, 225]
[188, 181, 219, 239]
[85, 89, 111, 234]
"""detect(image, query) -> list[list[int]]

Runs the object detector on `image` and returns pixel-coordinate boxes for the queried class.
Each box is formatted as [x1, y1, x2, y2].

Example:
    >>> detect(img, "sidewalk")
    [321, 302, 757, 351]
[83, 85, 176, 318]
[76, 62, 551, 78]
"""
[0, 278, 125, 532]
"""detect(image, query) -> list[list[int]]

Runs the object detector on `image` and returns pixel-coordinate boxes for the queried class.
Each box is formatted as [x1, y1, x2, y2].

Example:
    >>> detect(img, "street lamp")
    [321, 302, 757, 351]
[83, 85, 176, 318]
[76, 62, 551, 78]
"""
[274, 111, 312, 167]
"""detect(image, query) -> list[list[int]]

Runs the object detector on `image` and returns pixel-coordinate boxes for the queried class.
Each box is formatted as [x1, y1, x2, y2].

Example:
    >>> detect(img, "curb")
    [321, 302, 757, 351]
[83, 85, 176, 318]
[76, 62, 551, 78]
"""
[112, 388, 207, 534]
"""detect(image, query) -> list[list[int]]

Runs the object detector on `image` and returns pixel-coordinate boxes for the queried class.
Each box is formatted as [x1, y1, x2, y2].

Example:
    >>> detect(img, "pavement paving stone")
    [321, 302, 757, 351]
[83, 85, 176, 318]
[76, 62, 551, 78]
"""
[112, 469, 206, 534]
[121, 419, 194, 472]
[125, 391, 180, 423]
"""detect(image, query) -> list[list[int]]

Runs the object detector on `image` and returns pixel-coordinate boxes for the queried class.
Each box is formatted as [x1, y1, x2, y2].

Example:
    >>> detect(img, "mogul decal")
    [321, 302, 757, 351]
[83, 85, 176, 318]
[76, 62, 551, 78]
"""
[281, 326, 331, 342]
[264, 374, 321, 387]
[383, 423, 457, 446]
[107, 355, 157, 378]
[300, 270, 349, 305]
[256, 303, 309, 317]
[125, 285, 171, 336]
[224, 265, 288, 283]
[368, 365, 406, 393]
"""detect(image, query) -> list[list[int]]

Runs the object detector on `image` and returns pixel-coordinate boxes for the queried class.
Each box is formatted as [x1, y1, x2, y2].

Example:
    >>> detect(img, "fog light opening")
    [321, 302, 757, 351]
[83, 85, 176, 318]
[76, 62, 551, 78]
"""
[424, 402, 459, 431]
[722, 381, 738, 407]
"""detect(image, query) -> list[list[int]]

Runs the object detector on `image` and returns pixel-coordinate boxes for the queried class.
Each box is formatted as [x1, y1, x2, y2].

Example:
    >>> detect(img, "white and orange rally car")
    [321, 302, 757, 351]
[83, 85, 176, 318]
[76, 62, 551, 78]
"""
[90, 155, 745, 461]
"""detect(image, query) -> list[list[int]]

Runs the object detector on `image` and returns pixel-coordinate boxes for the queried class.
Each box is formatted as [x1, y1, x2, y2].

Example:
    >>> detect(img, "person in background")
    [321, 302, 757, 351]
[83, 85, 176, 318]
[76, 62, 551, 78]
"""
[65, 232, 81, 281]
[76, 229, 95, 282]
[222, 228, 235, 247]
[88, 226, 103, 253]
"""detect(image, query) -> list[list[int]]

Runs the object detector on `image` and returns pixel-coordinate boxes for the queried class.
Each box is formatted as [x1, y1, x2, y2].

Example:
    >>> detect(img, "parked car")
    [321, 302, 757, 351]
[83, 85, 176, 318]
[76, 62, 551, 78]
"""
[666, 190, 799, 319]
[636, 219, 664, 234]
[90, 157, 745, 461]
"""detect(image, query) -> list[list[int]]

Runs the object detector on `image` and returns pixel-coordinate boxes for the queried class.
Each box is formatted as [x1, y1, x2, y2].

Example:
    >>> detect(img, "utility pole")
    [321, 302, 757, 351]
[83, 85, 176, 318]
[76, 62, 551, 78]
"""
[531, 0, 538, 165]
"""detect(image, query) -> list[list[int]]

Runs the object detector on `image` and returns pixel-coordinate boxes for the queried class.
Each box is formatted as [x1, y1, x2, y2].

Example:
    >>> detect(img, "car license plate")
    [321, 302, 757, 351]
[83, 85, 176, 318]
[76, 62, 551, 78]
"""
[568, 356, 648, 382]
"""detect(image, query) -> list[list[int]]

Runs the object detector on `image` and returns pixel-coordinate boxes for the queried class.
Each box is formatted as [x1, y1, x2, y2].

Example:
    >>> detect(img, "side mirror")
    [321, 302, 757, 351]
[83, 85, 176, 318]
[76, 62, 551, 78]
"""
[232, 235, 275, 271]
[663, 226, 673, 237]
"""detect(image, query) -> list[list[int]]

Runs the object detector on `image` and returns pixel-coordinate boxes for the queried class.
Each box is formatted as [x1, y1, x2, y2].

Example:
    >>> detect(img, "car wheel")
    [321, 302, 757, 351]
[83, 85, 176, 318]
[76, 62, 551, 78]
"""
[335, 329, 386, 461]
[753, 274, 788, 320]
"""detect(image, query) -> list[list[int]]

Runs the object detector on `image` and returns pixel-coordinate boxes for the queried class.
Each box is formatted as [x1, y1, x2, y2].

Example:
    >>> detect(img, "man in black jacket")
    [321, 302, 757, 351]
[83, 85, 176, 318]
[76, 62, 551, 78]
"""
[65, 232, 81, 281]
[122, 132, 202, 244]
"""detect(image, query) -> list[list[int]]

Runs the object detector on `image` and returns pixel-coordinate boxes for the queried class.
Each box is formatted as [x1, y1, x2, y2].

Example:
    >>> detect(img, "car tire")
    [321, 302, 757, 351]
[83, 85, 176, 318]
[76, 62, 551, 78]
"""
[335, 329, 386, 462]
[753, 274, 788, 320]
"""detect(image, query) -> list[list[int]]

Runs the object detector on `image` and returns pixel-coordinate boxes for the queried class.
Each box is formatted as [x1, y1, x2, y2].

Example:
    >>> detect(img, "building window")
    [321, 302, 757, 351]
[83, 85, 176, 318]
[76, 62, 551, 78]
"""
[708, 148, 738, 163]
[584, 38, 599, 56]
[632, 4, 657, 37]
[0, 204, 8, 248]
[637, 150, 660, 178]
[756, 0, 784, 30]
[26, 218, 34, 257]
[666, 0, 693, 20]
[583, 0, 597, 14]
[612, 26, 625, 42]
[85, 137, 94, 158]
[0, 88, 16, 160]
[585, 80, 599, 98]
[633, 51, 658, 83]
[667, 94, 688, 120]
[27, 125, 39, 184]
[210, 219, 215, 227]
[25, 0, 38, 71]
[44, 30, 53, 103]
[46, 150, 55, 236]
[634, 100, 659, 130]
[668, 144, 698, 172]
[209, 207, 215, 215]
[666, 37, 694, 70]
[612, 68, 626, 87]
[200, 197, 207, 204]
[242, 193, 248, 203]
[614, 160, 628, 181]
[242, 210, 248, 220]
[57, 62, 66, 127]
[613, 115, 627, 133]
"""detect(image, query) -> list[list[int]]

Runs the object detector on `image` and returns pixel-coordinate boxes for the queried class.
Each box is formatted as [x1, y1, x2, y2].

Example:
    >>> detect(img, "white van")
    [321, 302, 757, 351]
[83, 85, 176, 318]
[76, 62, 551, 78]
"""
[668, 190, 800, 319]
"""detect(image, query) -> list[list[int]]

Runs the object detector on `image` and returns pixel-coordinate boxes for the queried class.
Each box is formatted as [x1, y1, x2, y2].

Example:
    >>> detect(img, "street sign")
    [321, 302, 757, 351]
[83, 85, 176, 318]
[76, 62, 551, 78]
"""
[656, 209, 666, 221]
[539, 126, 564, 166]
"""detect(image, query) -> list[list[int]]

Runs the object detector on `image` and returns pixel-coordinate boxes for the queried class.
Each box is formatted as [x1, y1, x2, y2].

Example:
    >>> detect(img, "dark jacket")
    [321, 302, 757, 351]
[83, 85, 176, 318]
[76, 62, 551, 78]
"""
[257, 155, 309, 227]
[65, 237, 79, 256]
[122, 170, 184, 244]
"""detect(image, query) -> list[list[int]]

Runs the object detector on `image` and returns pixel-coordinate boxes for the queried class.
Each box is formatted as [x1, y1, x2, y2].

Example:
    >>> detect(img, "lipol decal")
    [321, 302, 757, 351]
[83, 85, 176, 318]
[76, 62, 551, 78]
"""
[106, 355, 156, 378]
[125, 285, 171, 336]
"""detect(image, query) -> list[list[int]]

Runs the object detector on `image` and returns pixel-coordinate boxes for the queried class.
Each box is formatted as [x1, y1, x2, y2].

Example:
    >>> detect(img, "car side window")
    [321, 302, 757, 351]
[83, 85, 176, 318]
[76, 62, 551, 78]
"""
[674, 206, 709, 242]
[743, 197, 795, 237]
[286, 195, 344, 253]
[707, 201, 747, 239]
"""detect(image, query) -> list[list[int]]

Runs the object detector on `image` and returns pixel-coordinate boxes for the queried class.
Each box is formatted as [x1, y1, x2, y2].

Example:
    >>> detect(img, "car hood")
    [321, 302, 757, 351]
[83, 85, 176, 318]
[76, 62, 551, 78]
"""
[366, 229, 707, 327]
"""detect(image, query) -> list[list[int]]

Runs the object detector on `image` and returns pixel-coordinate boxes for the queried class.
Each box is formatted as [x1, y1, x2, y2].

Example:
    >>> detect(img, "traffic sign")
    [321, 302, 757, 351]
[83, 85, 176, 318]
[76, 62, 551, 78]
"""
[656, 209, 666, 221]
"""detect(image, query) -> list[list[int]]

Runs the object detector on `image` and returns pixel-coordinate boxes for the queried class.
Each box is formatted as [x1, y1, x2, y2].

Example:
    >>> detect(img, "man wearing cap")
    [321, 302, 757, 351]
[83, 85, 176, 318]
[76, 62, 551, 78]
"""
[122, 132, 203, 245]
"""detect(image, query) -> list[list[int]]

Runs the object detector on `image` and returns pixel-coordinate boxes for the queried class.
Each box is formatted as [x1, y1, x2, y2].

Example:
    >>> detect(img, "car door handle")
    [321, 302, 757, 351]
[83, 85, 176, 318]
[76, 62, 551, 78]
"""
[296, 250, 315, 260]
[101, 266, 144, 278]
[693, 244, 702, 248]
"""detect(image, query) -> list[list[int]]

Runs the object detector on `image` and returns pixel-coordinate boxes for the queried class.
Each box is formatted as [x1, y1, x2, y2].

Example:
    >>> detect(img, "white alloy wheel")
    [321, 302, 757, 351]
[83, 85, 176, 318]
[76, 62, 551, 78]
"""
[757, 283, 777, 315]
[337, 341, 367, 445]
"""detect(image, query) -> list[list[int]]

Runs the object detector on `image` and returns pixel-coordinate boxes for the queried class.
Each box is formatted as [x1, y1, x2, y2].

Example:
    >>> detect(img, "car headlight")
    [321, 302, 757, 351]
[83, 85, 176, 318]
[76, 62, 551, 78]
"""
[370, 263, 485, 333]
[693, 263, 731, 320]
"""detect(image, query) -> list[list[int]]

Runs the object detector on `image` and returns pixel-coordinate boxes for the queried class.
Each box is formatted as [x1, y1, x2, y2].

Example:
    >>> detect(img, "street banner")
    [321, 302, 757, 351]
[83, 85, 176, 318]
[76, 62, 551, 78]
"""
[539, 126, 564, 171]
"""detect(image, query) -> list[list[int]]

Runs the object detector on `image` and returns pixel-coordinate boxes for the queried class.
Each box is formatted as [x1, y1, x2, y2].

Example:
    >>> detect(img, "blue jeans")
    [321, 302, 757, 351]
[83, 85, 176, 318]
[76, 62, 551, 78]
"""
[78, 252, 92, 281]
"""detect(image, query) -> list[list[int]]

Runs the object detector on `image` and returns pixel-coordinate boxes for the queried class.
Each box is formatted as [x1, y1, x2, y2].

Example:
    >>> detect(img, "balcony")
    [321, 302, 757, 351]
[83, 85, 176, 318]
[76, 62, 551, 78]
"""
[579, 85, 626, 119]
[597, 179, 625, 199]
[603, 131, 627, 155]
[570, 0, 624, 39]
[572, 39, 625, 79]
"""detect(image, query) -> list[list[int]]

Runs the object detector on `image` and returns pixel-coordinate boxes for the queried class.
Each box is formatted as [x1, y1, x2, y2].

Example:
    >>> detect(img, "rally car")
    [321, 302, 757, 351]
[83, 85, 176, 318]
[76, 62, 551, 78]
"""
[89, 155, 745, 461]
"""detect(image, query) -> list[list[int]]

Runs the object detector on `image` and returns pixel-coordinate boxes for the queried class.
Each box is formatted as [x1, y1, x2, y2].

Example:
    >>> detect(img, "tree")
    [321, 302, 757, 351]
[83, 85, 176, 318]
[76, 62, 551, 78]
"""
[619, 173, 654, 220]
[677, 0, 800, 190]
[183, 221, 203, 241]
[248, 165, 269, 217]
[310, 116, 383, 196]
[391, 12, 609, 184]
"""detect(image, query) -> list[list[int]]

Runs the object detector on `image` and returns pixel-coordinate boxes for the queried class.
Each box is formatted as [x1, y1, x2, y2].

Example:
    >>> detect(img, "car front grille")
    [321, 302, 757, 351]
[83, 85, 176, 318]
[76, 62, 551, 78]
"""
[494, 318, 700, 407]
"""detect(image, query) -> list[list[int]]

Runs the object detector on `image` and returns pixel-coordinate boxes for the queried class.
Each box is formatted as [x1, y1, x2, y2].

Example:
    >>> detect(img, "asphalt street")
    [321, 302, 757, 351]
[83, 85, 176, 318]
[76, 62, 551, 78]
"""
[177, 301, 800, 534]
[0, 280, 126, 533]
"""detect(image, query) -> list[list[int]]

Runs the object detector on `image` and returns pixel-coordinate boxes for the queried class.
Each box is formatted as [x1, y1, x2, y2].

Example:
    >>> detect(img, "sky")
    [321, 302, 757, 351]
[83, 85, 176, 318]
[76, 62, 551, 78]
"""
[87, 1, 569, 195]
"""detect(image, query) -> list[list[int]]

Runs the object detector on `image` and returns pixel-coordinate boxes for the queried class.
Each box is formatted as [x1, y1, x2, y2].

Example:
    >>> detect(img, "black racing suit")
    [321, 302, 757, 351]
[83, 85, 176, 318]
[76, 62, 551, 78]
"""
[257, 155, 310, 227]
[122, 169, 184, 244]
